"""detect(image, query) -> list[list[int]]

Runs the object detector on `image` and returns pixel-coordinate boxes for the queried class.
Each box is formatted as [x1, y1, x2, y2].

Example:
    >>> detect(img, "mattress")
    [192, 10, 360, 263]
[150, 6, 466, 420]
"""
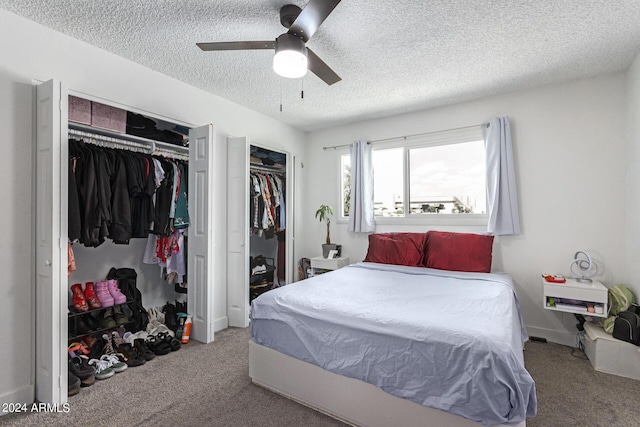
[250, 262, 537, 426]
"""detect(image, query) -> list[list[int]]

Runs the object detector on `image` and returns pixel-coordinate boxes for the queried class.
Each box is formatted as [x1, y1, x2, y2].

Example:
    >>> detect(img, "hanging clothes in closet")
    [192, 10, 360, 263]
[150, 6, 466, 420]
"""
[249, 167, 286, 290]
[68, 137, 190, 290]
[69, 138, 153, 247]
[250, 170, 286, 238]
[143, 157, 190, 292]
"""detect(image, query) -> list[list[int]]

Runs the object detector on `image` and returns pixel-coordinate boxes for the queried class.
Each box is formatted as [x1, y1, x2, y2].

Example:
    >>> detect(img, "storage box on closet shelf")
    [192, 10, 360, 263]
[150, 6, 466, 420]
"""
[69, 95, 126, 133]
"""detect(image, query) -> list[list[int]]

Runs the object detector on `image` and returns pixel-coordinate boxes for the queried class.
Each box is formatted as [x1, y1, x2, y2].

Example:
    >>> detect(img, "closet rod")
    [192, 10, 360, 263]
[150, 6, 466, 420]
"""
[69, 122, 189, 156]
[250, 164, 286, 174]
[153, 147, 189, 161]
[69, 128, 152, 153]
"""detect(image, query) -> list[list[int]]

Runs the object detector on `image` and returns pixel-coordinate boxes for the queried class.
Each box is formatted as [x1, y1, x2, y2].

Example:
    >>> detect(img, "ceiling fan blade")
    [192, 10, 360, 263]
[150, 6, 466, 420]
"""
[307, 48, 341, 85]
[197, 41, 276, 51]
[288, 0, 341, 42]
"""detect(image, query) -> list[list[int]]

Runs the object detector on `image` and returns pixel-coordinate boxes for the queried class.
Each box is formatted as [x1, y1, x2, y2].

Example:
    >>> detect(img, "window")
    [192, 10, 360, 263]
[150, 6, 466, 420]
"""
[341, 126, 486, 222]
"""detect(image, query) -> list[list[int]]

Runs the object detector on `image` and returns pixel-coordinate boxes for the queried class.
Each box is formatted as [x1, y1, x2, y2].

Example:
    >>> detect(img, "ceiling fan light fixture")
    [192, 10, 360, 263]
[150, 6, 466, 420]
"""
[273, 33, 308, 79]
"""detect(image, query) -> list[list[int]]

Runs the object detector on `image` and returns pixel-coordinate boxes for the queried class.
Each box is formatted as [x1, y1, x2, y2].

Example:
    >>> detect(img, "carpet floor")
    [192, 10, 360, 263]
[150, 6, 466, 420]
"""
[1, 327, 639, 426]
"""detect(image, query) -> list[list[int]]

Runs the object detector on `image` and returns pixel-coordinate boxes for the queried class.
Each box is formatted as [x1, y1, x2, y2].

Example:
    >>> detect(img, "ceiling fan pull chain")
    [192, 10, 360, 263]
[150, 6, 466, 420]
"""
[301, 77, 304, 100]
[280, 80, 283, 112]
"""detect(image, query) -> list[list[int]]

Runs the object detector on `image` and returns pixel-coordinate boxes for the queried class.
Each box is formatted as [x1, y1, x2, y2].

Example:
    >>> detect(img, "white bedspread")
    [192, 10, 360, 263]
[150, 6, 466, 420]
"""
[250, 262, 537, 425]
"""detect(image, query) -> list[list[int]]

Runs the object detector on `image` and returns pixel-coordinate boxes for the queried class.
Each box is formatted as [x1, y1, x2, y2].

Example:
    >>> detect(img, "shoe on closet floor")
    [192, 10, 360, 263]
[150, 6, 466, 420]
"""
[88, 358, 115, 380]
[82, 313, 100, 331]
[99, 307, 117, 329]
[145, 334, 171, 355]
[100, 353, 127, 373]
[112, 305, 129, 325]
[116, 344, 146, 367]
[68, 341, 90, 357]
[83, 281, 102, 310]
[101, 333, 116, 355]
[68, 317, 91, 337]
[95, 281, 115, 307]
[111, 330, 126, 348]
[68, 356, 95, 387]
[157, 331, 181, 352]
[162, 302, 179, 332]
[134, 338, 155, 361]
[68, 372, 81, 397]
[107, 279, 127, 305]
[70, 283, 89, 312]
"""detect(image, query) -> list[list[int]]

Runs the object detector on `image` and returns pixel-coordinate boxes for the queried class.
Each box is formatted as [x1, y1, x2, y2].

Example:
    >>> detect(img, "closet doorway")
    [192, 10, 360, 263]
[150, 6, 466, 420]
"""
[227, 138, 295, 327]
[35, 79, 222, 405]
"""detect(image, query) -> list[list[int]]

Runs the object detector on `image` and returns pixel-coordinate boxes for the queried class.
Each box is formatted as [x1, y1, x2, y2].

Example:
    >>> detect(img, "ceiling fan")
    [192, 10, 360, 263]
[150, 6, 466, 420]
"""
[197, 0, 342, 85]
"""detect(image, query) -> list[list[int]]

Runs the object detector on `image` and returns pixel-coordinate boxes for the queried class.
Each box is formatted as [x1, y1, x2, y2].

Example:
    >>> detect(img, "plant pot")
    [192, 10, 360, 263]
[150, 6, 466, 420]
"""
[322, 244, 342, 258]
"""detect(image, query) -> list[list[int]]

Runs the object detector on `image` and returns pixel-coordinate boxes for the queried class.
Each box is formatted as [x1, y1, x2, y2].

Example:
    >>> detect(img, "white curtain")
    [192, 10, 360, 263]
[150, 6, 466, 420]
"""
[348, 140, 375, 233]
[483, 117, 521, 236]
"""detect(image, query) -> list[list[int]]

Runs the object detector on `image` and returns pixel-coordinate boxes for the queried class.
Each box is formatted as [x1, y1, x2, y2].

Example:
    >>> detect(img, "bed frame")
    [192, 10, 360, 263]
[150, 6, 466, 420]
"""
[249, 339, 526, 427]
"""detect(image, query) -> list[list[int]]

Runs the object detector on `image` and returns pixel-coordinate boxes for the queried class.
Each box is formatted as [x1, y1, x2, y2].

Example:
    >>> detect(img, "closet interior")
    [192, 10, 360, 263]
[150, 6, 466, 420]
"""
[66, 95, 192, 380]
[249, 145, 287, 303]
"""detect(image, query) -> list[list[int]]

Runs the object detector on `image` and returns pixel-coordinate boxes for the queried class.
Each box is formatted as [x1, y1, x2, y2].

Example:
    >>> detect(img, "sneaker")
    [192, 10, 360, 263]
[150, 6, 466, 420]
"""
[101, 333, 116, 355]
[111, 330, 126, 347]
[68, 356, 95, 387]
[99, 307, 116, 329]
[112, 305, 129, 325]
[68, 372, 81, 397]
[100, 353, 127, 373]
[88, 358, 115, 380]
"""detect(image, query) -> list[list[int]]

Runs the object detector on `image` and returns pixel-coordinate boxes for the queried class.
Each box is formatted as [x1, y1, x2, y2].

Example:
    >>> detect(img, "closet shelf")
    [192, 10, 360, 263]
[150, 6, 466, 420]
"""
[68, 321, 134, 341]
[68, 300, 133, 318]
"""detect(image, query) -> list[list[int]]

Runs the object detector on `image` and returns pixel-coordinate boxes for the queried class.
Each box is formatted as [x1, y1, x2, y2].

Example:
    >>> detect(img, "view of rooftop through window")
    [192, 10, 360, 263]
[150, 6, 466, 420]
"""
[341, 139, 486, 218]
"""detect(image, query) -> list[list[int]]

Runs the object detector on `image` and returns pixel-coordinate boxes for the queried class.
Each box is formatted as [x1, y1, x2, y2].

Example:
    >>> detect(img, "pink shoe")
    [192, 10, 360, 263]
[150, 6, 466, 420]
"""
[107, 280, 127, 305]
[95, 281, 114, 307]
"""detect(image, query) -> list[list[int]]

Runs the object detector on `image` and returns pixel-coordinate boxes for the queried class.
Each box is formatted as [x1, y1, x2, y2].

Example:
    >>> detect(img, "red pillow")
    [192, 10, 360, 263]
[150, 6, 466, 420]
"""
[424, 231, 494, 273]
[364, 233, 427, 267]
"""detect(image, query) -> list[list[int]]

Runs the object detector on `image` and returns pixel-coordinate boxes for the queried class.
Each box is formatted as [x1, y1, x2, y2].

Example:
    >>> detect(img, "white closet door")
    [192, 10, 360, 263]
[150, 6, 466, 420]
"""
[227, 137, 249, 327]
[188, 125, 215, 343]
[35, 79, 68, 404]
[286, 154, 296, 285]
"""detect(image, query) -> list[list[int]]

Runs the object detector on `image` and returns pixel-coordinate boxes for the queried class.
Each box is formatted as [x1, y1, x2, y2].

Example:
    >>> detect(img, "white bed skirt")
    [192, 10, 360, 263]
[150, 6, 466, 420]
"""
[249, 339, 526, 427]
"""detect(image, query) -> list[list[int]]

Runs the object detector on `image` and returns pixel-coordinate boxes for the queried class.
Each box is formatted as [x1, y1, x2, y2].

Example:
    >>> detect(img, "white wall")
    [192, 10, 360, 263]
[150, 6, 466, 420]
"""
[0, 8, 305, 407]
[303, 73, 628, 347]
[625, 51, 640, 299]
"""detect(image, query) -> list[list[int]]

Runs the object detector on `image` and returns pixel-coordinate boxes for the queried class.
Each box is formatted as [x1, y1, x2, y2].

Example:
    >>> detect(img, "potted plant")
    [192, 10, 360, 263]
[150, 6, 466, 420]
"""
[315, 205, 340, 258]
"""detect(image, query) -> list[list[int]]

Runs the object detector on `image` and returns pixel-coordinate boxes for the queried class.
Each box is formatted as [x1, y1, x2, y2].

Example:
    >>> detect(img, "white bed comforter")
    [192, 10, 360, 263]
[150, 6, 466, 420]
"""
[250, 262, 537, 425]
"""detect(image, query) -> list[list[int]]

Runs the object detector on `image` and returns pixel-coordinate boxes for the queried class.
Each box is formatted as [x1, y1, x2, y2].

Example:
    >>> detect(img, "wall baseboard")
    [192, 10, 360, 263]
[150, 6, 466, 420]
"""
[526, 325, 577, 348]
[214, 316, 229, 332]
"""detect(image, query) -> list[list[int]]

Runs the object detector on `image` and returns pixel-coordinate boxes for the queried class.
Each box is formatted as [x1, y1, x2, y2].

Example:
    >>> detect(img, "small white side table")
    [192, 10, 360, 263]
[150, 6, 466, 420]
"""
[542, 277, 608, 317]
[310, 256, 350, 276]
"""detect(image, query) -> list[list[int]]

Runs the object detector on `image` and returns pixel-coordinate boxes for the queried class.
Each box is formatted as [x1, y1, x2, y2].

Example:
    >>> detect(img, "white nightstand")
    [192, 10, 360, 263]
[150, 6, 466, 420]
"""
[310, 256, 350, 276]
[542, 277, 608, 317]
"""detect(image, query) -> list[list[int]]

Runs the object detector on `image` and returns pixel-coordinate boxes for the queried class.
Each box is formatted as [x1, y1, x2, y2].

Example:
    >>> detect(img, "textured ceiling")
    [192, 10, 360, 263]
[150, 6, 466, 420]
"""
[2, 0, 640, 132]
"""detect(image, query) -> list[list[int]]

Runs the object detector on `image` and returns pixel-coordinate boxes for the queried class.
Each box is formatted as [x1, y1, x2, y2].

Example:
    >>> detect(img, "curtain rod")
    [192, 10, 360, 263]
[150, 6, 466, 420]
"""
[321, 123, 487, 150]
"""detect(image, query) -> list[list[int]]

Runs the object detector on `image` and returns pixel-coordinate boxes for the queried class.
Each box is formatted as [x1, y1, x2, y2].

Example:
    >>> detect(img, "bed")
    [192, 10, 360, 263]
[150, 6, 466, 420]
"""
[249, 232, 537, 427]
